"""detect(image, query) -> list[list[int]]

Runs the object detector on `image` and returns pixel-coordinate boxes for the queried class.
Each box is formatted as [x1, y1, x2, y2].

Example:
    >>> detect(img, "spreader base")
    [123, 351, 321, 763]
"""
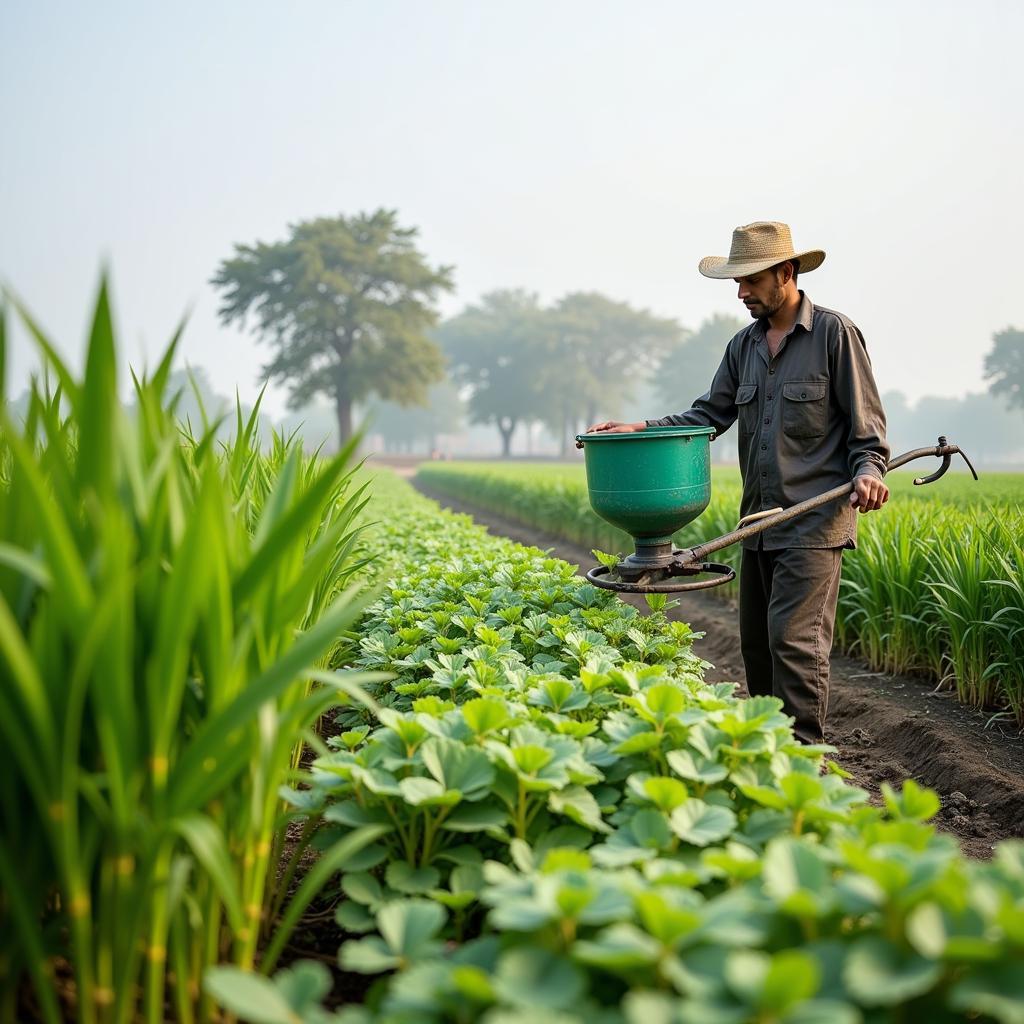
[586, 559, 736, 594]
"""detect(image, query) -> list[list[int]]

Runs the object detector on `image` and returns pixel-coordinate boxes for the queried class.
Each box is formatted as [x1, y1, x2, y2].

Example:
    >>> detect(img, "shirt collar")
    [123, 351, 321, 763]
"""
[751, 290, 815, 340]
[796, 291, 814, 332]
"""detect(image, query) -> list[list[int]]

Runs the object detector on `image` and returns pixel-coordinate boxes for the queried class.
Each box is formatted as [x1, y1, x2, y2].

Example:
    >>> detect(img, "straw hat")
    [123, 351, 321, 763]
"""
[698, 221, 825, 279]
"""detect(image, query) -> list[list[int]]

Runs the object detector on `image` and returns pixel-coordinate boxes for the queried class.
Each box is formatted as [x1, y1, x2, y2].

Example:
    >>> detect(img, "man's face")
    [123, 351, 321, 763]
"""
[735, 267, 787, 319]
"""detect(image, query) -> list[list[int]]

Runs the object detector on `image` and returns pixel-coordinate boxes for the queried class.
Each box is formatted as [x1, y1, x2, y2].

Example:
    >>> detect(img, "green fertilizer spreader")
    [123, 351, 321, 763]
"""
[574, 427, 977, 594]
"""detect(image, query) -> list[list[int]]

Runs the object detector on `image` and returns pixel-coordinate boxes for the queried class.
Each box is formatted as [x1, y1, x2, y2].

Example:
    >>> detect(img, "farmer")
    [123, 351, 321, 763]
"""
[583, 221, 890, 744]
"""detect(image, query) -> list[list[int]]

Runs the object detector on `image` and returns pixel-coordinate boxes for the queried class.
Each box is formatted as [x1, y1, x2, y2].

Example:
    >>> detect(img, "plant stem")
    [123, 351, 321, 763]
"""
[145, 844, 173, 1024]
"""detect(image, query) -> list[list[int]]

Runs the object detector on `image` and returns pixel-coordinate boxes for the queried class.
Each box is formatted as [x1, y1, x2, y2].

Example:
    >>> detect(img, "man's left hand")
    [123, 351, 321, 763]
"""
[850, 475, 889, 513]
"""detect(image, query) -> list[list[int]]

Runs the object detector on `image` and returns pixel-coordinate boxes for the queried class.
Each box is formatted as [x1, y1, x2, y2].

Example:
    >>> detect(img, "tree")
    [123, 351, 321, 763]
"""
[211, 209, 454, 445]
[437, 290, 549, 457]
[984, 328, 1024, 412]
[653, 313, 745, 414]
[540, 293, 683, 452]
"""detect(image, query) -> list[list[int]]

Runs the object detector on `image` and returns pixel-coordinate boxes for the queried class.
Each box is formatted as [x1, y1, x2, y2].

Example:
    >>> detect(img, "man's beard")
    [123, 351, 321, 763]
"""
[745, 284, 787, 319]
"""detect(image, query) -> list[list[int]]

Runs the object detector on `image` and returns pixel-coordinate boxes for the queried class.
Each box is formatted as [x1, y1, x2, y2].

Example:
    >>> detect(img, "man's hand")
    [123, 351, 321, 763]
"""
[849, 475, 889, 513]
[575, 420, 647, 449]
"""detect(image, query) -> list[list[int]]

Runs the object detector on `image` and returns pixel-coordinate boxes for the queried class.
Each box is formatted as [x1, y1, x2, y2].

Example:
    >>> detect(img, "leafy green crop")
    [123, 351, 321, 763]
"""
[211, 473, 1024, 1024]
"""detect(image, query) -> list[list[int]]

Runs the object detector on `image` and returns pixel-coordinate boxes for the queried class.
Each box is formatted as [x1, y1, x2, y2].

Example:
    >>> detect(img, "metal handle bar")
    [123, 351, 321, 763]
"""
[679, 436, 977, 567]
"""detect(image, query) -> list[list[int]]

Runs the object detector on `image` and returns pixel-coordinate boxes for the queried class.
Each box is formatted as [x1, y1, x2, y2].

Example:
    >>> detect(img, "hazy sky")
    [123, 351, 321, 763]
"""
[3, 0, 1023, 420]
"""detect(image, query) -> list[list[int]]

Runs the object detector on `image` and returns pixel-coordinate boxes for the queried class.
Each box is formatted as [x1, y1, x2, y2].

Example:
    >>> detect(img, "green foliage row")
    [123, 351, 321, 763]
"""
[415, 462, 1024, 724]
[0, 285, 380, 1024]
[209, 474, 1024, 1024]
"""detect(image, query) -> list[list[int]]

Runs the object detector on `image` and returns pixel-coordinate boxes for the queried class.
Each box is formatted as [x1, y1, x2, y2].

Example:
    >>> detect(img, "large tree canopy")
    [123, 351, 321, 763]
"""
[984, 327, 1024, 412]
[212, 209, 454, 444]
[436, 290, 550, 457]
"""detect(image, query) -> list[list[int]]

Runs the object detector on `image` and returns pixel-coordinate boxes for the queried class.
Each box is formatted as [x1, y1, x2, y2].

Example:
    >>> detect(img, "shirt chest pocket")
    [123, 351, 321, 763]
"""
[735, 383, 759, 437]
[782, 381, 828, 439]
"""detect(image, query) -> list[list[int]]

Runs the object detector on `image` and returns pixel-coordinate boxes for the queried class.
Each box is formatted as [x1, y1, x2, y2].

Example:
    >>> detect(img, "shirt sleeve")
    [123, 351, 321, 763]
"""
[645, 344, 739, 437]
[831, 320, 890, 480]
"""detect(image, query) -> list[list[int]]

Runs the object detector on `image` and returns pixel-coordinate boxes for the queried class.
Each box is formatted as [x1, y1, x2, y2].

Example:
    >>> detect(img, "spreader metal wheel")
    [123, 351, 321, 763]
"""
[585, 561, 736, 594]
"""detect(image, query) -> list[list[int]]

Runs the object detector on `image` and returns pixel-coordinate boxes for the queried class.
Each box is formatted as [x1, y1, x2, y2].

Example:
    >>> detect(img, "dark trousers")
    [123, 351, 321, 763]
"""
[739, 546, 843, 744]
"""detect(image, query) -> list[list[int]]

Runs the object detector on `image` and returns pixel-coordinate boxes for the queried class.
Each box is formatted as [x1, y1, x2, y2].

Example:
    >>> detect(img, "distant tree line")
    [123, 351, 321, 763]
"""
[204, 210, 1024, 463]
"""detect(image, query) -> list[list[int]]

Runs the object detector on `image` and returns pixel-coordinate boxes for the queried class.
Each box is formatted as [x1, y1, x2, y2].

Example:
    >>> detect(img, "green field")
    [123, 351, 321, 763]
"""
[433, 460, 1024, 507]
[6, 297, 1024, 1023]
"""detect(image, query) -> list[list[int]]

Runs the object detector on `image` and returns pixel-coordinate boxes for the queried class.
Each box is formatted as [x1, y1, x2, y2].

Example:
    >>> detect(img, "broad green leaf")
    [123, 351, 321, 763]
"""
[386, 861, 442, 895]
[463, 696, 513, 735]
[666, 748, 728, 784]
[881, 778, 941, 822]
[754, 950, 820, 1012]
[422, 736, 495, 799]
[630, 808, 674, 848]
[782, 1000, 861, 1024]
[644, 683, 686, 717]
[341, 872, 385, 907]
[635, 891, 703, 946]
[274, 961, 334, 1010]
[762, 838, 833, 918]
[548, 785, 612, 833]
[573, 923, 661, 970]
[335, 900, 376, 933]
[639, 776, 689, 812]
[442, 803, 509, 832]
[377, 898, 447, 955]
[339, 936, 400, 974]
[398, 776, 461, 807]
[488, 897, 554, 932]
[949, 962, 1024, 1023]
[670, 800, 737, 847]
[842, 935, 942, 1006]
[203, 968, 295, 1024]
[493, 948, 586, 1011]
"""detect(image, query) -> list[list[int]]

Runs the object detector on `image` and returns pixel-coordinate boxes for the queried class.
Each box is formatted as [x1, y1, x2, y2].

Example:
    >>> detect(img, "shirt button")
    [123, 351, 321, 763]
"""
[764, 418, 770, 425]
[801, 391, 807, 399]
[761, 444, 767, 451]
[761, 471, 767, 478]
[767, 393, 773, 400]
[769, 368, 776, 375]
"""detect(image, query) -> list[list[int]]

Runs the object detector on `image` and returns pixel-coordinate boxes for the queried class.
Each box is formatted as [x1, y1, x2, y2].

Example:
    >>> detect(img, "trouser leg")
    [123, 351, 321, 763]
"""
[766, 547, 844, 744]
[739, 546, 775, 700]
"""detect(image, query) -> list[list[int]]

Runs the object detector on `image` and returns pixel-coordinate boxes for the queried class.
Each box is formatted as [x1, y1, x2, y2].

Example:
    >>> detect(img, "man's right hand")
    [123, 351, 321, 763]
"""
[575, 420, 648, 448]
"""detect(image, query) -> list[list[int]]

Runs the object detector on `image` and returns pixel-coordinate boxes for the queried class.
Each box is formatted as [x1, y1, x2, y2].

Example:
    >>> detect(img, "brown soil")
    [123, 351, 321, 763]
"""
[414, 482, 1024, 860]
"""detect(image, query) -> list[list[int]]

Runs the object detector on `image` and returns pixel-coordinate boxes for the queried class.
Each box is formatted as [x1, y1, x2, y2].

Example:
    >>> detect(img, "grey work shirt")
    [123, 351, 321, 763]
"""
[648, 292, 889, 550]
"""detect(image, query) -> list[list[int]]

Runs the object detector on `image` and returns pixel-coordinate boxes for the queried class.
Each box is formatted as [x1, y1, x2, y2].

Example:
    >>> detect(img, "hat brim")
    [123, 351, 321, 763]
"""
[698, 249, 826, 280]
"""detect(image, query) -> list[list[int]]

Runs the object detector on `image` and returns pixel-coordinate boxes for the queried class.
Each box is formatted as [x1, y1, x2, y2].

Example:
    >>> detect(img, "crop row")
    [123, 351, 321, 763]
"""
[0, 288, 381, 1023]
[210, 472, 1024, 1024]
[415, 463, 1024, 725]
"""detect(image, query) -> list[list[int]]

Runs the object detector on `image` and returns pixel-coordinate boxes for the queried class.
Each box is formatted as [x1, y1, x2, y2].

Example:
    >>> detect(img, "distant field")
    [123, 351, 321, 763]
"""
[443, 460, 1024, 507]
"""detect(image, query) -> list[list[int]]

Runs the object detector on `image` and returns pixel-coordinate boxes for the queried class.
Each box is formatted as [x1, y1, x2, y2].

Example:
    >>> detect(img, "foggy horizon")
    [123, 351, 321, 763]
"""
[3, 1, 1024, 426]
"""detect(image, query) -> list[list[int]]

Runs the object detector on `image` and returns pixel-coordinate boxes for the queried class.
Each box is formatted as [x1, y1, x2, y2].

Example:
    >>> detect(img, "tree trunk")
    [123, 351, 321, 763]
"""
[335, 394, 353, 449]
[497, 416, 517, 458]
